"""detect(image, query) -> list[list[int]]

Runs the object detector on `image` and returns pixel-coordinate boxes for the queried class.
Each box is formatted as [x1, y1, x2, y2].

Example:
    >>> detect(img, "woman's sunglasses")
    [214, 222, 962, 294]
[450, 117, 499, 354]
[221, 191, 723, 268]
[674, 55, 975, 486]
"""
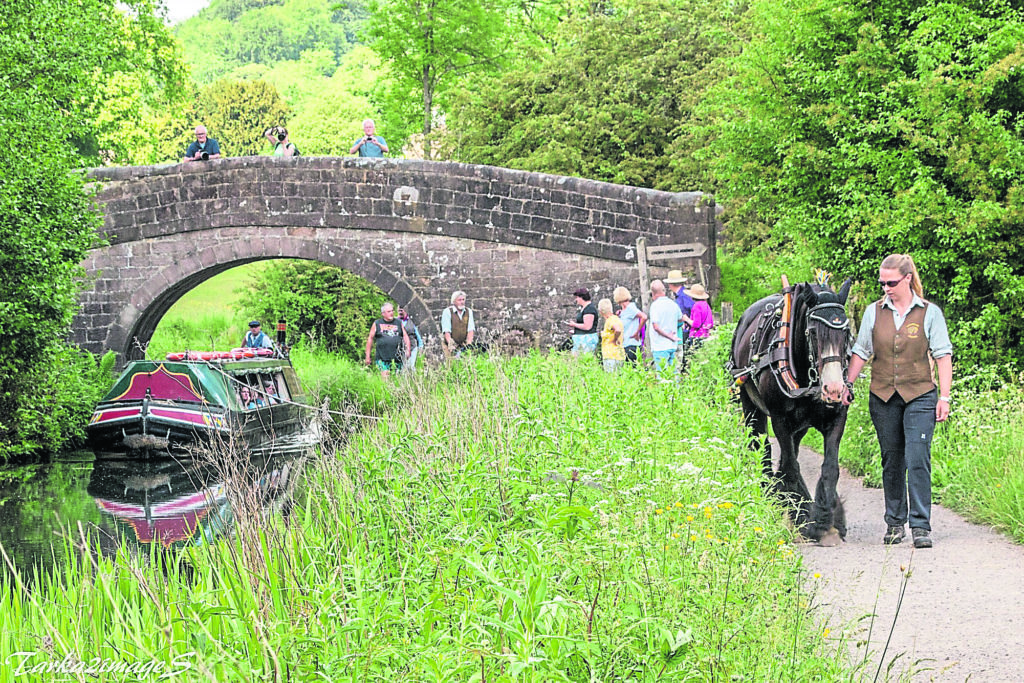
[878, 277, 906, 288]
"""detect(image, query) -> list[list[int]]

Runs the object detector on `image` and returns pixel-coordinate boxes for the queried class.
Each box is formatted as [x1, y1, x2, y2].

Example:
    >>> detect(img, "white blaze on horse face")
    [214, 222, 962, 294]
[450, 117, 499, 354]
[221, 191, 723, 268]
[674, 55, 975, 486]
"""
[820, 341, 844, 404]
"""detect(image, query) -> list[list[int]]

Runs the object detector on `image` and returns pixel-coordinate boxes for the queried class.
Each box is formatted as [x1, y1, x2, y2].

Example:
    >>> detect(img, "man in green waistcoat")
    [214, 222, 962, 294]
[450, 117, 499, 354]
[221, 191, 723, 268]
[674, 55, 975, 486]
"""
[845, 254, 952, 549]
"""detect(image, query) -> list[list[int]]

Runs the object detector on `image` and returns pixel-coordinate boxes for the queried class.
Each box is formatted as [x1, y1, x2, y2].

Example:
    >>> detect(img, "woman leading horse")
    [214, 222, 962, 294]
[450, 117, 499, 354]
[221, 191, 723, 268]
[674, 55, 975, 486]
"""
[844, 254, 952, 549]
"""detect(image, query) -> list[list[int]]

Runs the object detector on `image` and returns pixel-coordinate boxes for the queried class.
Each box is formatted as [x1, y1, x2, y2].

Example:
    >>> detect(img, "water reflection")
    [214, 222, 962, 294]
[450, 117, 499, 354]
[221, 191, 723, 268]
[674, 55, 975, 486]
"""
[89, 451, 304, 551]
[0, 447, 309, 582]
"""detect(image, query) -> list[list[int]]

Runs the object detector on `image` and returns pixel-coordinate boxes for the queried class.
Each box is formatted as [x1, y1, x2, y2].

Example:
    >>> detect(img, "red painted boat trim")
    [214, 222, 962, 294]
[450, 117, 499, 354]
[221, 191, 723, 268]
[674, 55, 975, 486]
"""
[90, 407, 141, 424]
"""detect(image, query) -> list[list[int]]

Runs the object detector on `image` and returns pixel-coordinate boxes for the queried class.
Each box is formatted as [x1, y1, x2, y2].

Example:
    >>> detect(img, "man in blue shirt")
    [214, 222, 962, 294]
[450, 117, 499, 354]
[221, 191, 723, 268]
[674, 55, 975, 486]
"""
[242, 321, 274, 349]
[183, 125, 222, 162]
[349, 119, 389, 157]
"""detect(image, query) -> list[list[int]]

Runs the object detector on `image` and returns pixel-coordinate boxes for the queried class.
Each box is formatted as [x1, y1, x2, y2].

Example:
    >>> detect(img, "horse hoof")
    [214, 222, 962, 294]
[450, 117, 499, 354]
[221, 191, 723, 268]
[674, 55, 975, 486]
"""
[817, 528, 842, 547]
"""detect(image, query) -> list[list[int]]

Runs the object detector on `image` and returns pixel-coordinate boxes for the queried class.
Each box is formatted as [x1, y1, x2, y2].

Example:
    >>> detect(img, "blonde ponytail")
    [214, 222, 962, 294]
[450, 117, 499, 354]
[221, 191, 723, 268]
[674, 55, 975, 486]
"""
[880, 253, 923, 297]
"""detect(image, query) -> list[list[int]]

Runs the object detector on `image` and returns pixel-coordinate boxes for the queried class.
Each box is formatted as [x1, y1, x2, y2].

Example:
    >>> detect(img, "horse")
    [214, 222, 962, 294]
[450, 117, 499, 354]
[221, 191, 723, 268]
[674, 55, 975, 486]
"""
[728, 274, 853, 545]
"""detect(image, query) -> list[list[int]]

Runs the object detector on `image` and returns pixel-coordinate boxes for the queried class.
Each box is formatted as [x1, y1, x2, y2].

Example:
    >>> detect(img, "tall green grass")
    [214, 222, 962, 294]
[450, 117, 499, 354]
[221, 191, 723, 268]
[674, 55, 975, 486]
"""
[840, 373, 1024, 542]
[0, 340, 858, 681]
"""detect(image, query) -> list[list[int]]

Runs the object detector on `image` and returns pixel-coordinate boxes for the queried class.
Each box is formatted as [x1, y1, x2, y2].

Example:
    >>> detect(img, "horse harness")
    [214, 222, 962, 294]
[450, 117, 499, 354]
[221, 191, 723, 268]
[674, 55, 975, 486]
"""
[728, 283, 851, 400]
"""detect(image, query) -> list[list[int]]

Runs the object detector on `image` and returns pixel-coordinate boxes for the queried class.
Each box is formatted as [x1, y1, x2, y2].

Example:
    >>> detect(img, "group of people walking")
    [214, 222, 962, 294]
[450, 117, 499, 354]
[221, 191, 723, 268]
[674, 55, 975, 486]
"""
[363, 290, 476, 378]
[569, 270, 715, 375]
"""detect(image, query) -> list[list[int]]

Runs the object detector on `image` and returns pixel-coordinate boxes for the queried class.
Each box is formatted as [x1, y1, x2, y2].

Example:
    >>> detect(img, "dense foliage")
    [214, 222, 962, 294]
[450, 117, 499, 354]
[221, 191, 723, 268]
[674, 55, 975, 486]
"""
[0, 0, 181, 456]
[169, 0, 380, 159]
[235, 260, 390, 361]
[707, 0, 1024, 370]
[450, 0, 737, 190]
[174, 0, 366, 84]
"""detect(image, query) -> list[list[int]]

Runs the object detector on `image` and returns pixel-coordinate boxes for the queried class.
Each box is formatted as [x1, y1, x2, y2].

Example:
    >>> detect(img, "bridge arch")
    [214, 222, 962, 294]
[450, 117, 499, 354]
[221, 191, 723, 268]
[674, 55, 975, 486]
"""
[76, 156, 719, 359]
[115, 237, 435, 361]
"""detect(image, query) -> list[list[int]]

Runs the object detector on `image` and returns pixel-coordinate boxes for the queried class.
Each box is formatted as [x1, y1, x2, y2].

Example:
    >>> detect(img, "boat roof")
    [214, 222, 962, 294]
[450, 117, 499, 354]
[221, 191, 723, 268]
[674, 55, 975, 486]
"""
[98, 357, 293, 406]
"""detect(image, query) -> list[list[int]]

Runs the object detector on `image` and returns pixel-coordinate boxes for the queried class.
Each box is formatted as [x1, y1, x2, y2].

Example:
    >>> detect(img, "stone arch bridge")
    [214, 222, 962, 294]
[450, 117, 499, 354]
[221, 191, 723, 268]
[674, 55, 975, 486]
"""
[75, 156, 719, 360]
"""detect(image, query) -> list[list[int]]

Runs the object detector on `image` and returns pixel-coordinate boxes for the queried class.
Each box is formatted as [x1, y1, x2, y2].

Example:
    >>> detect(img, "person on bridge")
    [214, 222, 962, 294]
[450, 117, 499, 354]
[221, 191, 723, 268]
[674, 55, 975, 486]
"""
[844, 253, 953, 550]
[183, 125, 221, 162]
[264, 126, 299, 157]
[365, 302, 409, 378]
[243, 321, 274, 349]
[350, 119, 389, 157]
[441, 291, 475, 358]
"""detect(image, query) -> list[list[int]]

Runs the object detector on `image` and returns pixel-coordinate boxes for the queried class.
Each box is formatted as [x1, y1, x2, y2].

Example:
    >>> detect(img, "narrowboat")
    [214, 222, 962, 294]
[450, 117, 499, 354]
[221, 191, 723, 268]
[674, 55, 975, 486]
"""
[87, 348, 312, 454]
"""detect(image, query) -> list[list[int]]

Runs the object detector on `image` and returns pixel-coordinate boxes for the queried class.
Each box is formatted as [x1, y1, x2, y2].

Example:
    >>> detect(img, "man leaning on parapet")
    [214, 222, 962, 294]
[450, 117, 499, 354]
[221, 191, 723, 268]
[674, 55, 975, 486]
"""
[349, 119, 389, 157]
[183, 125, 221, 163]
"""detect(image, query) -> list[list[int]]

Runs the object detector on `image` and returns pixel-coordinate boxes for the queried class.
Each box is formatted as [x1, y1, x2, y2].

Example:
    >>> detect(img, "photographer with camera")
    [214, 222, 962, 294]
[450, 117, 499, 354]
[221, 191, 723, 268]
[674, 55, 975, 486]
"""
[264, 126, 299, 157]
[183, 125, 221, 163]
[349, 118, 388, 157]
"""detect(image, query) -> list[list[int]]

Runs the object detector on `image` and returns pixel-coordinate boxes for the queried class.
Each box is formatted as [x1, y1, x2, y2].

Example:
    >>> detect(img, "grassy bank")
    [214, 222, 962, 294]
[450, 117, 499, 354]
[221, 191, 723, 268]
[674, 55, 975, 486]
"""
[1, 339, 857, 681]
[840, 372, 1024, 543]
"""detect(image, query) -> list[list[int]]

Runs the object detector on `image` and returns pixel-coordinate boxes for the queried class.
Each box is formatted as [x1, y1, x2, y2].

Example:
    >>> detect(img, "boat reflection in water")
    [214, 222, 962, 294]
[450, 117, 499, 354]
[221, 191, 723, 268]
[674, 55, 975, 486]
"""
[88, 444, 309, 552]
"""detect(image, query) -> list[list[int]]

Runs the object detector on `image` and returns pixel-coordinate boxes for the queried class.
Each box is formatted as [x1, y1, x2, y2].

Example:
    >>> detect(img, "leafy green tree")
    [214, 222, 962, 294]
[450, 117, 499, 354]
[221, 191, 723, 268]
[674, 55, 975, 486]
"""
[175, 0, 366, 83]
[365, 0, 513, 158]
[236, 261, 390, 361]
[1, 0, 176, 455]
[448, 0, 738, 188]
[197, 79, 292, 157]
[707, 0, 1024, 370]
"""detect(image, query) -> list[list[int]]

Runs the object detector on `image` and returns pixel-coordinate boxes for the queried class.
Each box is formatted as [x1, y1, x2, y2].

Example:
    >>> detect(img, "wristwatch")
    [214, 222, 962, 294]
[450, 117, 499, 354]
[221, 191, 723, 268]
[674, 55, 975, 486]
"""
[939, 396, 951, 402]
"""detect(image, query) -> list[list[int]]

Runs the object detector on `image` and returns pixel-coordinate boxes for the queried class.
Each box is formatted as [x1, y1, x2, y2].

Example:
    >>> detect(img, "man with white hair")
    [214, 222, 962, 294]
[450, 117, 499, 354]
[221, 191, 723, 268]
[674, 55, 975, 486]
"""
[183, 125, 221, 162]
[441, 290, 475, 358]
[647, 279, 682, 376]
[349, 118, 389, 157]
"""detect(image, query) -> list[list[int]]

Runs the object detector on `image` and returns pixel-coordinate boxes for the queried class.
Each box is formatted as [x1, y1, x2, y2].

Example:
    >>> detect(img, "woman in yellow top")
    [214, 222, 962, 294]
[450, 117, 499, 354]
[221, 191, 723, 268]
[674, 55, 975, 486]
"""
[598, 298, 625, 372]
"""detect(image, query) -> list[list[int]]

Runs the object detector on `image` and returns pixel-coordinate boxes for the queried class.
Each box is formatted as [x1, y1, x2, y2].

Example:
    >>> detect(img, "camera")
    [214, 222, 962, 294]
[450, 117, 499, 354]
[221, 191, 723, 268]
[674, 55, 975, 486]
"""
[277, 132, 286, 141]
[200, 151, 210, 160]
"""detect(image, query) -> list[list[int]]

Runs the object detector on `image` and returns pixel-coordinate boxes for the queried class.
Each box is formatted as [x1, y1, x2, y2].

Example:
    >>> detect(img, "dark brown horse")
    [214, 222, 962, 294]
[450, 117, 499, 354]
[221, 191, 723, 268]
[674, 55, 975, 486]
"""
[729, 277, 853, 545]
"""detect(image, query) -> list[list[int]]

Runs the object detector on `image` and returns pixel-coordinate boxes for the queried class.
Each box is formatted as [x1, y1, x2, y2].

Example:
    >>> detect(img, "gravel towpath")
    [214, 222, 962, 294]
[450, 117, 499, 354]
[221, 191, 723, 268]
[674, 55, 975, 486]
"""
[791, 444, 1024, 682]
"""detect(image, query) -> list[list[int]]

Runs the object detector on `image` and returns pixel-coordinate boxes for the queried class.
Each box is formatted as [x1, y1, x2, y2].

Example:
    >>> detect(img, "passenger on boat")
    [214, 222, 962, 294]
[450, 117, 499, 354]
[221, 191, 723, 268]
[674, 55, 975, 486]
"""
[239, 386, 258, 410]
[243, 321, 274, 349]
[264, 381, 279, 405]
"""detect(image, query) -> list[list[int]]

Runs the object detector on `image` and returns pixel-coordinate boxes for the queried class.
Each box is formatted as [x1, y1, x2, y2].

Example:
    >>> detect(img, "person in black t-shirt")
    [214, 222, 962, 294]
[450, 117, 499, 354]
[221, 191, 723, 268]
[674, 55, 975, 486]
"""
[364, 302, 410, 379]
[566, 287, 599, 356]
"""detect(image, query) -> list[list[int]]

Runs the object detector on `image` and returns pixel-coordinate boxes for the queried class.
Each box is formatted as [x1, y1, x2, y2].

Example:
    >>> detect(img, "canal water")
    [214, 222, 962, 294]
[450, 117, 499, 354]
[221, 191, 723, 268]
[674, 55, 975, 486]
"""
[0, 447, 310, 580]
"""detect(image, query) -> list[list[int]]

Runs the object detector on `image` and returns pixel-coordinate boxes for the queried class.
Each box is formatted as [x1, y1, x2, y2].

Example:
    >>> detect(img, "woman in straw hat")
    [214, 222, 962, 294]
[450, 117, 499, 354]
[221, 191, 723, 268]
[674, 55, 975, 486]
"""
[681, 283, 714, 368]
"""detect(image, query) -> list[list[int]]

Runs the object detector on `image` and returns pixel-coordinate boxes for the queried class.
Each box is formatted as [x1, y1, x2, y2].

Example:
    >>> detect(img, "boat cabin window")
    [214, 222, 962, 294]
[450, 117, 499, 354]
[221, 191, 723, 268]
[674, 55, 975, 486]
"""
[237, 373, 289, 409]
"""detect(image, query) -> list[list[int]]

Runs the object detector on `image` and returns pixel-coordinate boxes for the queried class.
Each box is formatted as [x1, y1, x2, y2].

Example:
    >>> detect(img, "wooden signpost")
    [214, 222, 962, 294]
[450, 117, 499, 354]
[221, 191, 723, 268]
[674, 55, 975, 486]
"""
[635, 237, 708, 311]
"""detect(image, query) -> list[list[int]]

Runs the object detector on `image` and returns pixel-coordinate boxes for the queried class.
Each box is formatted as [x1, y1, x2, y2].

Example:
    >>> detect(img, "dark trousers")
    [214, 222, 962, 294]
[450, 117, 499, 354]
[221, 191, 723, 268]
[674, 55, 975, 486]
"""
[625, 345, 641, 364]
[869, 389, 937, 531]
